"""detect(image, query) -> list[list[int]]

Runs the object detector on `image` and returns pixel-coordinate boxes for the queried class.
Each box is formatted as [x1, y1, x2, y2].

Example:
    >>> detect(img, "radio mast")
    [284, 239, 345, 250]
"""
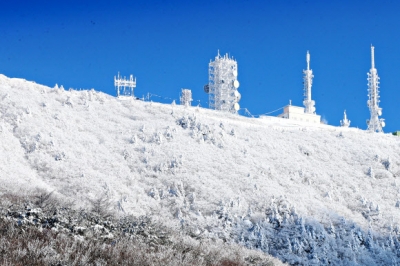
[367, 45, 385, 132]
[114, 72, 136, 98]
[303, 51, 316, 114]
[180, 89, 193, 106]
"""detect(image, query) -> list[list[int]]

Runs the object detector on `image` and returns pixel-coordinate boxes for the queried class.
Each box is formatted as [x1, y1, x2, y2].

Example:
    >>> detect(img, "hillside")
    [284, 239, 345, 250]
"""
[1, 74, 400, 265]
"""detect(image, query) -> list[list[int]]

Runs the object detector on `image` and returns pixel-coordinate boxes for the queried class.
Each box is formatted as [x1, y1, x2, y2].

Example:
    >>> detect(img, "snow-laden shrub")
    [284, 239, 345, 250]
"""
[163, 126, 175, 141]
[88, 193, 115, 220]
[299, 145, 313, 156]
[229, 196, 400, 265]
[54, 151, 66, 161]
[155, 156, 183, 174]
[176, 115, 197, 130]
[367, 167, 374, 178]
[151, 131, 163, 145]
[176, 115, 228, 147]
[129, 134, 137, 144]
[374, 169, 392, 179]
[381, 157, 391, 171]
[148, 188, 160, 200]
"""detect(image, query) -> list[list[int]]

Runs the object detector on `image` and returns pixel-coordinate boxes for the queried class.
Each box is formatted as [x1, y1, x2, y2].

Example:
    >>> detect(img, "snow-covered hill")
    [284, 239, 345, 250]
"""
[2, 74, 400, 265]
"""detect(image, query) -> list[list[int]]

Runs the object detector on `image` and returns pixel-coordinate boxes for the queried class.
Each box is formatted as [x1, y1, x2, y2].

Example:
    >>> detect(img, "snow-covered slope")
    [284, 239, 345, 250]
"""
[2, 74, 400, 264]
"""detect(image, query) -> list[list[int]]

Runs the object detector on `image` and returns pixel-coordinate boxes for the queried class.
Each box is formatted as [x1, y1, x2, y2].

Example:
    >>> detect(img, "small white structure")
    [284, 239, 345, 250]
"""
[114, 72, 136, 98]
[303, 51, 316, 114]
[278, 103, 321, 124]
[340, 110, 351, 127]
[208, 51, 241, 113]
[277, 51, 321, 124]
[180, 89, 192, 106]
[366, 45, 385, 132]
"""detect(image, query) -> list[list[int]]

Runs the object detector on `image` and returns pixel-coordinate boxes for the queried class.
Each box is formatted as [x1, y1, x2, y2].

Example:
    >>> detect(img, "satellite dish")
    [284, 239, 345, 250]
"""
[233, 70, 238, 77]
[234, 90, 241, 101]
[378, 110, 382, 116]
[233, 80, 240, 89]
[381, 121, 386, 127]
[204, 84, 210, 94]
[234, 103, 240, 111]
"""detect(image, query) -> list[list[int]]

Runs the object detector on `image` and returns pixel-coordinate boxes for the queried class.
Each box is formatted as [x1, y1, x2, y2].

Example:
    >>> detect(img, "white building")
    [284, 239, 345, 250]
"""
[278, 104, 321, 124]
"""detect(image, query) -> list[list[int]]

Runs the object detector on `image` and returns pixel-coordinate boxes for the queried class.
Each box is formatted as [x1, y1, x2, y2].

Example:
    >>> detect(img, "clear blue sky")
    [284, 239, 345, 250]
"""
[1, 0, 400, 131]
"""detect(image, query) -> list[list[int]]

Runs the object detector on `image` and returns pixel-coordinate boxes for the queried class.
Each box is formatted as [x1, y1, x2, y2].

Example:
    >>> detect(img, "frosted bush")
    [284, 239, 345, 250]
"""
[367, 167, 374, 178]
[176, 115, 197, 129]
[129, 134, 137, 144]
[163, 126, 175, 140]
[374, 169, 391, 179]
[381, 157, 391, 171]
[148, 188, 160, 200]
[152, 132, 163, 145]
[54, 152, 66, 161]
[299, 145, 312, 156]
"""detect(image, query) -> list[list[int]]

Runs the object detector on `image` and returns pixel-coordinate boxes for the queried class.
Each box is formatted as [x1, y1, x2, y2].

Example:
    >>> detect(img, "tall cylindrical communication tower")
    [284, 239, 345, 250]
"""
[208, 51, 241, 113]
[303, 51, 316, 114]
[367, 45, 385, 132]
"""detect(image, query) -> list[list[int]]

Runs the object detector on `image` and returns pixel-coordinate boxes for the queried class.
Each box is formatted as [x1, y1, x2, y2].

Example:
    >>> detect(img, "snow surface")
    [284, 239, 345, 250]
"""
[2, 74, 400, 264]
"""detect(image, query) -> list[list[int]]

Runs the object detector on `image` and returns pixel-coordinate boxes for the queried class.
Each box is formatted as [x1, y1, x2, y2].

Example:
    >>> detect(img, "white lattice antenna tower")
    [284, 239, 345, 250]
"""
[303, 51, 316, 114]
[208, 51, 241, 113]
[367, 45, 385, 132]
[180, 89, 192, 106]
[340, 110, 351, 127]
[114, 72, 136, 97]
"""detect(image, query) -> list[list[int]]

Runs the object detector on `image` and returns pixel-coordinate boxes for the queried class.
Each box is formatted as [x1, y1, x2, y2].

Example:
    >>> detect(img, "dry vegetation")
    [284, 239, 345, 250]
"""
[0, 191, 280, 266]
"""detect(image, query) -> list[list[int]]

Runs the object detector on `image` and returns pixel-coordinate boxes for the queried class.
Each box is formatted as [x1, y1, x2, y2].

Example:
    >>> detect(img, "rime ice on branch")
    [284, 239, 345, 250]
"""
[340, 110, 351, 127]
[367, 45, 385, 132]
[208, 51, 241, 114]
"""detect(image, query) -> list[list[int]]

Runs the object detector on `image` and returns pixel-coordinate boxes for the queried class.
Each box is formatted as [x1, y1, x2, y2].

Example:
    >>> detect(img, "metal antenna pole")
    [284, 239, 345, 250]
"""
[367, 45, 385, 132]
[303, 51, 315, 114]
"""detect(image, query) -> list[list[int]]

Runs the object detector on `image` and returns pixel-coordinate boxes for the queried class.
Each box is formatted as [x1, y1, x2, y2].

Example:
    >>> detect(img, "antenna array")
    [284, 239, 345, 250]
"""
[180, 89, 193, 106]
[114, 72, 136, 97]
[208, 51, 241, 113]
[366, 46, 385, 132]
